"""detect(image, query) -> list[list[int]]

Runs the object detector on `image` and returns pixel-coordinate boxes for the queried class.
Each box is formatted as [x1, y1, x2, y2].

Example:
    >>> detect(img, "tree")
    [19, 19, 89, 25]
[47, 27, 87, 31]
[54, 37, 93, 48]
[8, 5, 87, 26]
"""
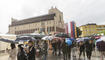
[98, 30, 105, 35]
[76, 27, 82, 38]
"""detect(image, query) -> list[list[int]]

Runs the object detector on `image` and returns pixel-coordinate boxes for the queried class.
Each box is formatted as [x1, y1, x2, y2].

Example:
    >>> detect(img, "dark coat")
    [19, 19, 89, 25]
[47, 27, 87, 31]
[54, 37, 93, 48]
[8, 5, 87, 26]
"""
[62, 42, 70, 54]
[79, 44, 85, 51]
[96, 41, 105, 51]
[27, 46, 36, 60]
[62, 42, 67, 53]
[57, 40, 62, 49]
[17, 51, 28, 60]
[85, 42, 95, 52]
[42, 42, 48, 55]
[51, 42, 57, 49]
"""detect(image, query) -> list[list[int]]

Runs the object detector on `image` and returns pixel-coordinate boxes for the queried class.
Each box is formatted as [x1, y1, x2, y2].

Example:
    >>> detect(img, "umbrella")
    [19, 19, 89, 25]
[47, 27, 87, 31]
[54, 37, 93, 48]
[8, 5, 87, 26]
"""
[30, 33, 46, 39]
[100, 36, 105, 41]
[76, 37, 90, 43]
[42, 36, 54, 40]
[69, 38, 75, 41]
[76, 38, 84, 42]
[0, 38, 18, 44]
[53, 37, 61, 40]
[83, 37, 90, 42]
[18, 34, 46, 39]
[96, 40, 105, 51]
[96, 38, 102, 43]
[65, 38, 72, 46]
[96, 36, 105, 43]
[95, 36, 101, 39]
[55, 33, 68, 38]
[15, 36, 36, 42]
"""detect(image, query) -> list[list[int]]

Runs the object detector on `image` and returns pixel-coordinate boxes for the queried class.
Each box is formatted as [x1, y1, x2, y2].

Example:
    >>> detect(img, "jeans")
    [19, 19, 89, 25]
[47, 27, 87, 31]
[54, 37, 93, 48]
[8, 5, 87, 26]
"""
[43, 54, 47, 60]
[86, 51, 92, 60]
[79, 50, 85, 59]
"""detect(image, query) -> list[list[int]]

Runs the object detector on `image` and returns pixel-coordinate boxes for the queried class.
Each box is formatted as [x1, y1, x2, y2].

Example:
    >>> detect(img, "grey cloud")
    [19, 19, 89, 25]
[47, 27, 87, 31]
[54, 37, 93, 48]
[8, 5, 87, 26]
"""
[0, 0, 105, 33]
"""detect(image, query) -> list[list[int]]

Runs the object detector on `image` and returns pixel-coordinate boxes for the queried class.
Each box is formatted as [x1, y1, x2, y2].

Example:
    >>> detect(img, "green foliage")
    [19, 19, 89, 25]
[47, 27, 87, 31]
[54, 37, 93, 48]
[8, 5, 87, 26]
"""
[76, 27, 82, 38]
[98, 30, 105, 35]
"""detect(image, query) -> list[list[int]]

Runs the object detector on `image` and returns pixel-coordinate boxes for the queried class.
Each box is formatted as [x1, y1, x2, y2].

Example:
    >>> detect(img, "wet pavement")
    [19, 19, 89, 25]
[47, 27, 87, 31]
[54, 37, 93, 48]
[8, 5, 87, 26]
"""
[0, 51, 104, 60]
[0, 53, 102, 60]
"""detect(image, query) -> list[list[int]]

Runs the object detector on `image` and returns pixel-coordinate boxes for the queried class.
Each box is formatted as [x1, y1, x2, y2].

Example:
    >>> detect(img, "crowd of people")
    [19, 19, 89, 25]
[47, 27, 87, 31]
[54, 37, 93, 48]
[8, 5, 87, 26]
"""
[6, 41, 36, 60]
[51, 38, 95, 60]
[6, 37, 105, 60]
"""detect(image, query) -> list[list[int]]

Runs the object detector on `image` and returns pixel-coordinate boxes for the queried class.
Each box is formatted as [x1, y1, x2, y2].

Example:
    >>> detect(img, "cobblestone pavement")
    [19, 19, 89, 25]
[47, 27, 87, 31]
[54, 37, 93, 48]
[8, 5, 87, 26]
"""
[0, 52, 104, 60]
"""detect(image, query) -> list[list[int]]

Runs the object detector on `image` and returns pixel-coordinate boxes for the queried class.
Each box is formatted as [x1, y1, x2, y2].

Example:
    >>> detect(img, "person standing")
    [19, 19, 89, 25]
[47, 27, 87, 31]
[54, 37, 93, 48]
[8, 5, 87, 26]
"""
[51, 40, 57, 55]
[67, 44, 72, 60]
[26, 41, 36, 60]
[96, 40, 105, 60]
[17, 44, 28, 60]
[57, 39, 62, 56]
[71, 41, 77, 59]
[42, 41, 48, 60]
[78, 41, 85, 60]
[6, 43, 17, 60]
[85, 40, 95, 60]
[62, 40, 68, 60]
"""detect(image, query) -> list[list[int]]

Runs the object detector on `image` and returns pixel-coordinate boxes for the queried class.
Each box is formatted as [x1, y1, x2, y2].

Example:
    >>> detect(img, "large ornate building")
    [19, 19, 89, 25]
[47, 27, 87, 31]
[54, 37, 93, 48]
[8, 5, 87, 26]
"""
[8, 7, 65, 35]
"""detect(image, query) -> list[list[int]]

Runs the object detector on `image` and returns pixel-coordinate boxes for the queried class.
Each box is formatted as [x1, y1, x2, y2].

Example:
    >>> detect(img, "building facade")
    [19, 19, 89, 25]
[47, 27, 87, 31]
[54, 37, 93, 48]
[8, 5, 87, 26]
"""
[97, 25, 105, 33]
[79, 23, 105, 37]
[79, 23, 97, 37]
[8, 7, 65, 35]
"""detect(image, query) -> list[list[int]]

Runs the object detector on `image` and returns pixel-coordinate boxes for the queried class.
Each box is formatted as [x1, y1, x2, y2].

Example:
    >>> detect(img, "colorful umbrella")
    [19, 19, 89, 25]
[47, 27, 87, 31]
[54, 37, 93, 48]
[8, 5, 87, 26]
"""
[55, 33, 68, 38]
[65, 38, 72, 46]
[100, 36, 105, 41]
[96, 36, 105, 43]
[96, 38, 102, 43]
[76, 38, 84, 42]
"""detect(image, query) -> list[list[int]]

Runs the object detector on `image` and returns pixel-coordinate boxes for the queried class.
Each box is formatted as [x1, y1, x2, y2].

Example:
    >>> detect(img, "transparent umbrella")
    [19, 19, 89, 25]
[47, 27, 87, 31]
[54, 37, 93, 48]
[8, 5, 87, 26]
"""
[42, 36, 54, 40]
[15, 36, 36, 42]
[0, 38, 18, 44]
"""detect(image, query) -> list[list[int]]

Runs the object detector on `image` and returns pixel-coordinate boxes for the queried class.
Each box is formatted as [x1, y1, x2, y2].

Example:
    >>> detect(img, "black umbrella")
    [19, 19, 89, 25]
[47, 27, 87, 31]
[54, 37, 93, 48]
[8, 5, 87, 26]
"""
[18, 34, 46, 39]
[0, 38, 18, 44]
[15, 36, 36, 42]
[96, 41, 105, 51]
[55, 33, 68, 38]
[83, 37, 90, 42]
[28, 35, 46, 39]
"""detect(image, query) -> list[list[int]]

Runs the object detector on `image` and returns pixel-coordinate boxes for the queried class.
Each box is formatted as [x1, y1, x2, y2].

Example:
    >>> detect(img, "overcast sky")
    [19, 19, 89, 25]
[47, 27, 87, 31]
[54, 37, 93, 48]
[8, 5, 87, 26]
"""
[0, 0, 105, 33]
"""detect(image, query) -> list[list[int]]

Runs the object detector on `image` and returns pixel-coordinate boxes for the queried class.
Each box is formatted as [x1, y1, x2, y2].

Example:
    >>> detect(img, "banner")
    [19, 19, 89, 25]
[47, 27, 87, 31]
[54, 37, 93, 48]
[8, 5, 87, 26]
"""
[64, 23, 69, 36]
[70, 21, 76, 38]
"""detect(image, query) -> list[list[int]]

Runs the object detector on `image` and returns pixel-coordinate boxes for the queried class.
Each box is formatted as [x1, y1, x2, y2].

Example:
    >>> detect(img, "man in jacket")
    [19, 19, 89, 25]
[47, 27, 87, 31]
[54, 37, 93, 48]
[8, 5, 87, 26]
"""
[17, 44, 28, 60]
[85, 40, 95, 60]
[26, 41, 36, 60]
[42, 41, 48, 60]
[78, 41, 85, 60]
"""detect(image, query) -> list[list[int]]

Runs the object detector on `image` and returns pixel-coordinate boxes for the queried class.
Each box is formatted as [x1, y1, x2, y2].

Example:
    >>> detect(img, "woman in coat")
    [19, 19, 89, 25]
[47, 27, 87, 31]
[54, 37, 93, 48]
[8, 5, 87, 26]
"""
[25, 41, 36, 60]
[6, 43, 17, 60]
[17, 44, 28, 60]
